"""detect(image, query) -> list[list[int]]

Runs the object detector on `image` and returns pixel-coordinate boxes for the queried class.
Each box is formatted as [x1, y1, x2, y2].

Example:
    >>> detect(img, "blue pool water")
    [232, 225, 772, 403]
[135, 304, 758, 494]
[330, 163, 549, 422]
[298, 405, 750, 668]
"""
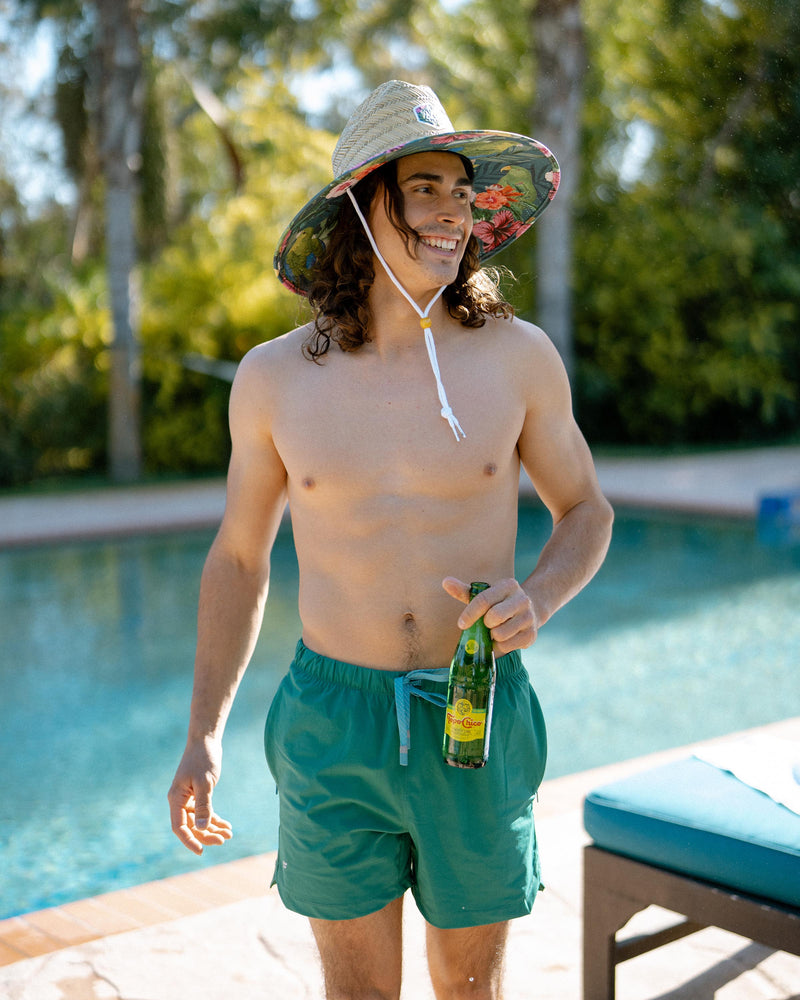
[2, 504, 799, 919]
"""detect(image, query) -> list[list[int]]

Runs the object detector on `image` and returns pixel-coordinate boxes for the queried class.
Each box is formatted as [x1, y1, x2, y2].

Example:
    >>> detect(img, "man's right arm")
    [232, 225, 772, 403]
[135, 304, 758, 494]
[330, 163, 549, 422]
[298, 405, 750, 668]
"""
[168, 347, 288, 854]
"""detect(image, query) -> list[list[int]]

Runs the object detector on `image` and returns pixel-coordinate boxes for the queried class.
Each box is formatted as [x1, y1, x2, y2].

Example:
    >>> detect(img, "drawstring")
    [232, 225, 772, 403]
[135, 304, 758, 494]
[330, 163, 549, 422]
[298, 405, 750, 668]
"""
[346, 188, 466, 441]
[394, 668, 449, 766]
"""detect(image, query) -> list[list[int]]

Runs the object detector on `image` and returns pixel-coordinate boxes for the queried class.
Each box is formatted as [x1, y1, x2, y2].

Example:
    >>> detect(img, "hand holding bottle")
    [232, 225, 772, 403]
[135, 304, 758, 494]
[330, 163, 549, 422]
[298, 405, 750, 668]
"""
[442, 576, 539, 654]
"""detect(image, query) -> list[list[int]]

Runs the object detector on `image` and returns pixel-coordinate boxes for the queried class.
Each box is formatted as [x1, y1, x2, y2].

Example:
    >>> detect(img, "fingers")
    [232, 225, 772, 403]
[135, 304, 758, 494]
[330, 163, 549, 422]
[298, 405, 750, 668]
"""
[442, 576, 470, 605]
[169, 792, 233, 856]
[168, 767, 232, 856]
[444, 577, 539, 654]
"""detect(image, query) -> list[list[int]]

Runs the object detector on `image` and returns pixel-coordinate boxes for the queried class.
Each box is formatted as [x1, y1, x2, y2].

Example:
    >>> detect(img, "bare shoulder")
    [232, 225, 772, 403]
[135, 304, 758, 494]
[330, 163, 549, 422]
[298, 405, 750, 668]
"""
[498, 313, 562, 354]
[484, 314, 570, 402]
[232, 323, 312, 398]
[238, 323, 312, 380]
[228, 323, 313, 437]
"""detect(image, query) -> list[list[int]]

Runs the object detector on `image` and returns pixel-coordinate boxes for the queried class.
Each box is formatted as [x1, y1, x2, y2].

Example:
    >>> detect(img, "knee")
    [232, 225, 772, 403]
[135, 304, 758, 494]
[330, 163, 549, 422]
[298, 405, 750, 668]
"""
[430, 971, 501, 1000]
[321, 967, 399, 1000]
[324, 988, 399, 1000]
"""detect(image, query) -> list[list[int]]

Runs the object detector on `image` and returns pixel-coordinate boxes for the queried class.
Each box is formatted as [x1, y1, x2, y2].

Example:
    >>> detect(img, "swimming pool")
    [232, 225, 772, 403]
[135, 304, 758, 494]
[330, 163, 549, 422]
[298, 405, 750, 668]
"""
[2, 504, 799, 919]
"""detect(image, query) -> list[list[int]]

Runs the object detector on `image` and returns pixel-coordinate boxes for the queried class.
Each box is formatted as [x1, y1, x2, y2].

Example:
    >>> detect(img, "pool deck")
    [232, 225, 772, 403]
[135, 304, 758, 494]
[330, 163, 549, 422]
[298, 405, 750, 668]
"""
[0, 444, 798, 547]
[2, 446, 800, 998]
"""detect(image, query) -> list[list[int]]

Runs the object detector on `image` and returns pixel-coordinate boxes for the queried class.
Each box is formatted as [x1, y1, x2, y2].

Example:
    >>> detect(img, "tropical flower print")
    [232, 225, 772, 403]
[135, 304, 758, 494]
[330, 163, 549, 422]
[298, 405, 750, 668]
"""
[326, 163, 378, 200]
[473, 210, 529, 254]
[430, 132, 484, 145]
[284, 227, 325, 285]
[473, 183, 524, 211]
[545, 169, 561, 199]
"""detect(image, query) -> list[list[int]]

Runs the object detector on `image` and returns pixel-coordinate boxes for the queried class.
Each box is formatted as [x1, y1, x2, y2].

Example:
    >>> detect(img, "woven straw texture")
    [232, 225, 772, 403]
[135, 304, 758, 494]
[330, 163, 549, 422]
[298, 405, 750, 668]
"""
[332, 82, 454, 175]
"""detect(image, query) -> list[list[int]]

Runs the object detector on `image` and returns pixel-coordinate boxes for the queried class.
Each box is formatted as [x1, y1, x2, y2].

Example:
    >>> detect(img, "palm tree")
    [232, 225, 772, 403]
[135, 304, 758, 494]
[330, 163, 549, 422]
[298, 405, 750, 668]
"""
[532, 0, 585, 383]
[97, 0, 144, 482]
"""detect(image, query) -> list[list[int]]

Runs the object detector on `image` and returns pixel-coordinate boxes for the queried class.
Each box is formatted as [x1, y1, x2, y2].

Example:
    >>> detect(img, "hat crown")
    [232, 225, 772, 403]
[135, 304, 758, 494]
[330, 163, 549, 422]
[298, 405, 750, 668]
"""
[332, 80, 455, 178]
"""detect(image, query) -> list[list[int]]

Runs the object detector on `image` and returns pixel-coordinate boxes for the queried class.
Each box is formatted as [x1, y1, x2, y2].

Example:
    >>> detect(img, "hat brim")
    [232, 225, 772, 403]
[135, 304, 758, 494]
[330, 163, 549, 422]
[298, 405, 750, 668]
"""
[274, 130, 560, 296]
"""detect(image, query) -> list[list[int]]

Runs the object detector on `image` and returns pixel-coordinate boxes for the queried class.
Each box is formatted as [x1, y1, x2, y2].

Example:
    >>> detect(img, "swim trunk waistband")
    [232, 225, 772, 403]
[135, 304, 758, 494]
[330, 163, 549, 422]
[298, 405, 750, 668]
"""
[292, 638, 526, 691]
[293, 639, 525, 766]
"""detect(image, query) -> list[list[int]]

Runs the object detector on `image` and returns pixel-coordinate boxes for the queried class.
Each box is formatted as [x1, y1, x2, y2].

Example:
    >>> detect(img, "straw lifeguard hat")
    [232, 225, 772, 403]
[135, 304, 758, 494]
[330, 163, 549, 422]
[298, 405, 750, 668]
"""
[274, 80, 560, 296]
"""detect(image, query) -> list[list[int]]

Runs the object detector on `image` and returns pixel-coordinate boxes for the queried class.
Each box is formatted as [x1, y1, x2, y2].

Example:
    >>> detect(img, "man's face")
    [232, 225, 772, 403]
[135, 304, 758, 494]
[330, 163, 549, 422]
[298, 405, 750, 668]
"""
[368, 151, 474, 298]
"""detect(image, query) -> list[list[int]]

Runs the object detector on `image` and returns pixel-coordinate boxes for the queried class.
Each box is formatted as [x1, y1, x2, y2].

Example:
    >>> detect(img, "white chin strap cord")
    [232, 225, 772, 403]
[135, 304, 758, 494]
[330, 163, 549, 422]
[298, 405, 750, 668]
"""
[346, 188, 466, 441]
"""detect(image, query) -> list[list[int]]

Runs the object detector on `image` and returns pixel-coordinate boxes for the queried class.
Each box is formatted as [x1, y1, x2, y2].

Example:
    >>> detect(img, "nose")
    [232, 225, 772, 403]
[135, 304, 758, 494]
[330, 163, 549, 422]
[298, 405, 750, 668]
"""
[436, 193, 469, 226]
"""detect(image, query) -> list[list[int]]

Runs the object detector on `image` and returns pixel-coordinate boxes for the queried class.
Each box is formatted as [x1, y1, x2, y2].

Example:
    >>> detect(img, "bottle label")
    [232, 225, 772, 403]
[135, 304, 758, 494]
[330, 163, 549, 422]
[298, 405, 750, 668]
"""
[465, 639, 477, 655]
[444, 697, 487, 742]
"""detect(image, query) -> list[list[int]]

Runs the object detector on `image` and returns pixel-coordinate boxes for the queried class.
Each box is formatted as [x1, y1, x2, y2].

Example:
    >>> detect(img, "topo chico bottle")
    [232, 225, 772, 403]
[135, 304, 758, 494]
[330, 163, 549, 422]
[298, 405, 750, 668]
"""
[442, 582, 497, 769]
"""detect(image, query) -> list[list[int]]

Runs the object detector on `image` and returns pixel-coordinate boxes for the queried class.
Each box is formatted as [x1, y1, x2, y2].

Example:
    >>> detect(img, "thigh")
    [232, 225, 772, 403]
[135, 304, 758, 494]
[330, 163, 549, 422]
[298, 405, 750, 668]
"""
[310, 895, 404, 1000]
[426, 920, 509, 1000]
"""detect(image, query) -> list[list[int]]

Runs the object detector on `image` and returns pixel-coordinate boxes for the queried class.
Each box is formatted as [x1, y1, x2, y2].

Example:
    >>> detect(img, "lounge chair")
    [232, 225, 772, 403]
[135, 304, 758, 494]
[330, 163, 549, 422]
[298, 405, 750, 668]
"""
[581, 756, 800, 999]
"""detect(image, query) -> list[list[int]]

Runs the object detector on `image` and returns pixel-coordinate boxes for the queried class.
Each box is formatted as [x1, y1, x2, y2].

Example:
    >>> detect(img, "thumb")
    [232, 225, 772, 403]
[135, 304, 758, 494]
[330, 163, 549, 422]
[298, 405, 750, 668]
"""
[442, 577, 470, 605]
[194, 786, 213, 830]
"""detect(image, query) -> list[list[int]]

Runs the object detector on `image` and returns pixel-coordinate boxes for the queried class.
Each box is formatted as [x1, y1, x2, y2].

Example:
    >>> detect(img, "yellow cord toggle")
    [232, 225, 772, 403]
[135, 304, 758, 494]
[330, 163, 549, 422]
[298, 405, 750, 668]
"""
[420, 317, 432, 329]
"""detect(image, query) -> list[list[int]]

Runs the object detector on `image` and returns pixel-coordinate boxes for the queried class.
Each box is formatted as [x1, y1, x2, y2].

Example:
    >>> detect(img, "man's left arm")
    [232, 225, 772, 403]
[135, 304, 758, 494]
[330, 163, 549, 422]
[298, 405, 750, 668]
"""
[444, 327, 613, 654]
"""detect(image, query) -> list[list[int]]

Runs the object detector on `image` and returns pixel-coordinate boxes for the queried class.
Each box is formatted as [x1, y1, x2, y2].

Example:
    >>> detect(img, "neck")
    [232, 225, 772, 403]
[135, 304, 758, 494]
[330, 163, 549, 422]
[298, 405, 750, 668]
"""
[346, 187, 465, 440]
[366, 271, 449, 347]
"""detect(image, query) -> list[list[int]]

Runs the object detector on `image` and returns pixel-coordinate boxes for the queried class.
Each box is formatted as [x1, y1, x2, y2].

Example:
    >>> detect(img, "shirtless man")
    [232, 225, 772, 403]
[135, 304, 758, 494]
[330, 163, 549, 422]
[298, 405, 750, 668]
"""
[169, 81, 613, 1000]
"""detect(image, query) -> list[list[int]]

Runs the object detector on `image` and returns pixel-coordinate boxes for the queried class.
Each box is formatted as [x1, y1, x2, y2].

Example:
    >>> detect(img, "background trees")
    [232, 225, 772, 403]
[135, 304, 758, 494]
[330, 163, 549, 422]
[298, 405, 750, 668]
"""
[575, 0, 800, 443]
[0, 0, 797, 486]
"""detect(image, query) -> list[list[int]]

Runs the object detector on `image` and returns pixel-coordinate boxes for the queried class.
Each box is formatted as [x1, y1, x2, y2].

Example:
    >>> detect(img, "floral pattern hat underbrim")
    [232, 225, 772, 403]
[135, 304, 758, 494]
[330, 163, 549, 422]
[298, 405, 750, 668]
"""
[274, 92, 560, 297]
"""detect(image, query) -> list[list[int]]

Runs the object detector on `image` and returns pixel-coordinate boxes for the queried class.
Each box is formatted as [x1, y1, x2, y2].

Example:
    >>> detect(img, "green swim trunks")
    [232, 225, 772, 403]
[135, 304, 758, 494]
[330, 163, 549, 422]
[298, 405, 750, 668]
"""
[264, 639, 547, 929]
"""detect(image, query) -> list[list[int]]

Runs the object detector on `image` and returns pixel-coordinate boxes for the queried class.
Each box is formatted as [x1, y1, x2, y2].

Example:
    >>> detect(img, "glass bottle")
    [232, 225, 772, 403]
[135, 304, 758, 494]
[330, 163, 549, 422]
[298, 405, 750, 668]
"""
[442, 582, 496, 768]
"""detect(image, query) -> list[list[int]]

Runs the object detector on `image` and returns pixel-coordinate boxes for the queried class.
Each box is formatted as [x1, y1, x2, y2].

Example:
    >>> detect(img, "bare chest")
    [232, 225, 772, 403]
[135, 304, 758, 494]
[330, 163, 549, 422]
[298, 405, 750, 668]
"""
[271, 346, 524, 502]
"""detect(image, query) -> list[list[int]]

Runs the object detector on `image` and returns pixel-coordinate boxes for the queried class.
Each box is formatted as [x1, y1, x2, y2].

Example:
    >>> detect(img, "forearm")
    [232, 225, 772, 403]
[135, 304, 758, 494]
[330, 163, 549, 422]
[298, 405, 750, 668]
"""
[186, 540, 270, 743]
[523, 493, 613, 629]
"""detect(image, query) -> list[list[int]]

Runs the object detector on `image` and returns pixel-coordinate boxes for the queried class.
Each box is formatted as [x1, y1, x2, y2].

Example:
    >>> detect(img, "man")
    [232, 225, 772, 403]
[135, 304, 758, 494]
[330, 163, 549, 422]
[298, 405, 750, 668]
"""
[169, 80, 613, 999]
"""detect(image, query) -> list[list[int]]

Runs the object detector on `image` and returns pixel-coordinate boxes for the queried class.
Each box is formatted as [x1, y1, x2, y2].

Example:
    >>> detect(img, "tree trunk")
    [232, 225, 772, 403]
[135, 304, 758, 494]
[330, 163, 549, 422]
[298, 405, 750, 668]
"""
[532, 0, 586, 384]
[96, 0, 143, 482]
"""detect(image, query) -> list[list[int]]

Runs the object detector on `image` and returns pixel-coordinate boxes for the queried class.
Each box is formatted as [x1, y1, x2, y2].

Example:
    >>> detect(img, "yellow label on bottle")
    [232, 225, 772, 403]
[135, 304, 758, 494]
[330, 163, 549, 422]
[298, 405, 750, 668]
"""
[444, 697, 487, 742]
[465, 639, 477, 655]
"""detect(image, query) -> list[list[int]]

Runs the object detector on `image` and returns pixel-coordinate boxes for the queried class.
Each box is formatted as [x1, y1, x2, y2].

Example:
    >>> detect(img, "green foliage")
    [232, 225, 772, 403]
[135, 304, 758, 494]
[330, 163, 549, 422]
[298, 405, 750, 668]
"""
[3, 0, 799, 486]
[138, 55, 169, 258]
[573, 0, 800, 443]
[138, 74, 331, 473]
[0, 263, 109, 484]
[0, 63, 330, 484]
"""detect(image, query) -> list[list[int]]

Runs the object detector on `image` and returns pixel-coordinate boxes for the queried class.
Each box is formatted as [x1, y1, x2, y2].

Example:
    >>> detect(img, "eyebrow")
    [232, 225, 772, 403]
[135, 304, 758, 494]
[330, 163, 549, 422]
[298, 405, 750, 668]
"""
[401, 171, 473, 188]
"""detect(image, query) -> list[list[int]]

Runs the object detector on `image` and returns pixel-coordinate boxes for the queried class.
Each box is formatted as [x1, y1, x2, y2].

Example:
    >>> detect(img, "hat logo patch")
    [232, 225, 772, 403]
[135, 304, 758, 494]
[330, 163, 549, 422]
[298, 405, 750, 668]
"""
[413, 103, 439, 127]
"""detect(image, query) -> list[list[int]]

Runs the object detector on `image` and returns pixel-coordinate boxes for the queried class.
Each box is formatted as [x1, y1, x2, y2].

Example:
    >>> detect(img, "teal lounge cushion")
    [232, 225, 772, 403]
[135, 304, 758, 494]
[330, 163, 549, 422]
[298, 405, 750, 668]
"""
[583, 757, 800, 908]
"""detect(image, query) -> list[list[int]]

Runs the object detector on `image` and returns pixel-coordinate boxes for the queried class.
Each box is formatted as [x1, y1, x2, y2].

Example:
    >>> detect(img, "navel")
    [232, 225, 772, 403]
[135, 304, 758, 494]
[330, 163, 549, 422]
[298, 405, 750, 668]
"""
[400, 611, 423, 668]
[484, 462, 497, 477]
[301, 476, 316, 490]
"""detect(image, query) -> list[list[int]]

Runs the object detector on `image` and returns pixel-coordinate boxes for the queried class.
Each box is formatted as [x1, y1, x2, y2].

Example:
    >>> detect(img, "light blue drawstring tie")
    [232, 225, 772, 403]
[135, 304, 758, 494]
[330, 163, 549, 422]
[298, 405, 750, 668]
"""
[394, 668, 449, 766]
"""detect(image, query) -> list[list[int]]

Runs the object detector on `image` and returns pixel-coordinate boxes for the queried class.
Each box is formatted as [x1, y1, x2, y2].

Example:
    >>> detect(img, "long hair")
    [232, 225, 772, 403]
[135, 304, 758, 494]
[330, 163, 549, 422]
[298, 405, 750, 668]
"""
[304, 158, 514, 360]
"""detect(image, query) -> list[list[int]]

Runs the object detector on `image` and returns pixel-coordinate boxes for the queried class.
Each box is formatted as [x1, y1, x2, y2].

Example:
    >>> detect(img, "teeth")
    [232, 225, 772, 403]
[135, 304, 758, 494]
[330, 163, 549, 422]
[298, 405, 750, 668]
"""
[422, 236, 458, 251]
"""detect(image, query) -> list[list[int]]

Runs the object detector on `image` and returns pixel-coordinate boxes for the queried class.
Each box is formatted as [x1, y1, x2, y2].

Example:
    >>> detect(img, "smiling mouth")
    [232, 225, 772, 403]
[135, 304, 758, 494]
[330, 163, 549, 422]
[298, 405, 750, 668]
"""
[420, 235, 459, 252]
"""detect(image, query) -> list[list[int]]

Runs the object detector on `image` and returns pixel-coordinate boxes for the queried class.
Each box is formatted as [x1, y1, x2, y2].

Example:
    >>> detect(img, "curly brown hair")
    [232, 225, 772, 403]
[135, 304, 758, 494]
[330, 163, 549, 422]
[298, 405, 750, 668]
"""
[303, 158, 514, 360]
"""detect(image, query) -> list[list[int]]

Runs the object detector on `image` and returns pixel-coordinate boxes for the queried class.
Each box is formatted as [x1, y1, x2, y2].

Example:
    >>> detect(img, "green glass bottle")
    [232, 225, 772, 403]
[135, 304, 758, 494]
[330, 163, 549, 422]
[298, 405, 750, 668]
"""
[442, 582, 497, 769]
